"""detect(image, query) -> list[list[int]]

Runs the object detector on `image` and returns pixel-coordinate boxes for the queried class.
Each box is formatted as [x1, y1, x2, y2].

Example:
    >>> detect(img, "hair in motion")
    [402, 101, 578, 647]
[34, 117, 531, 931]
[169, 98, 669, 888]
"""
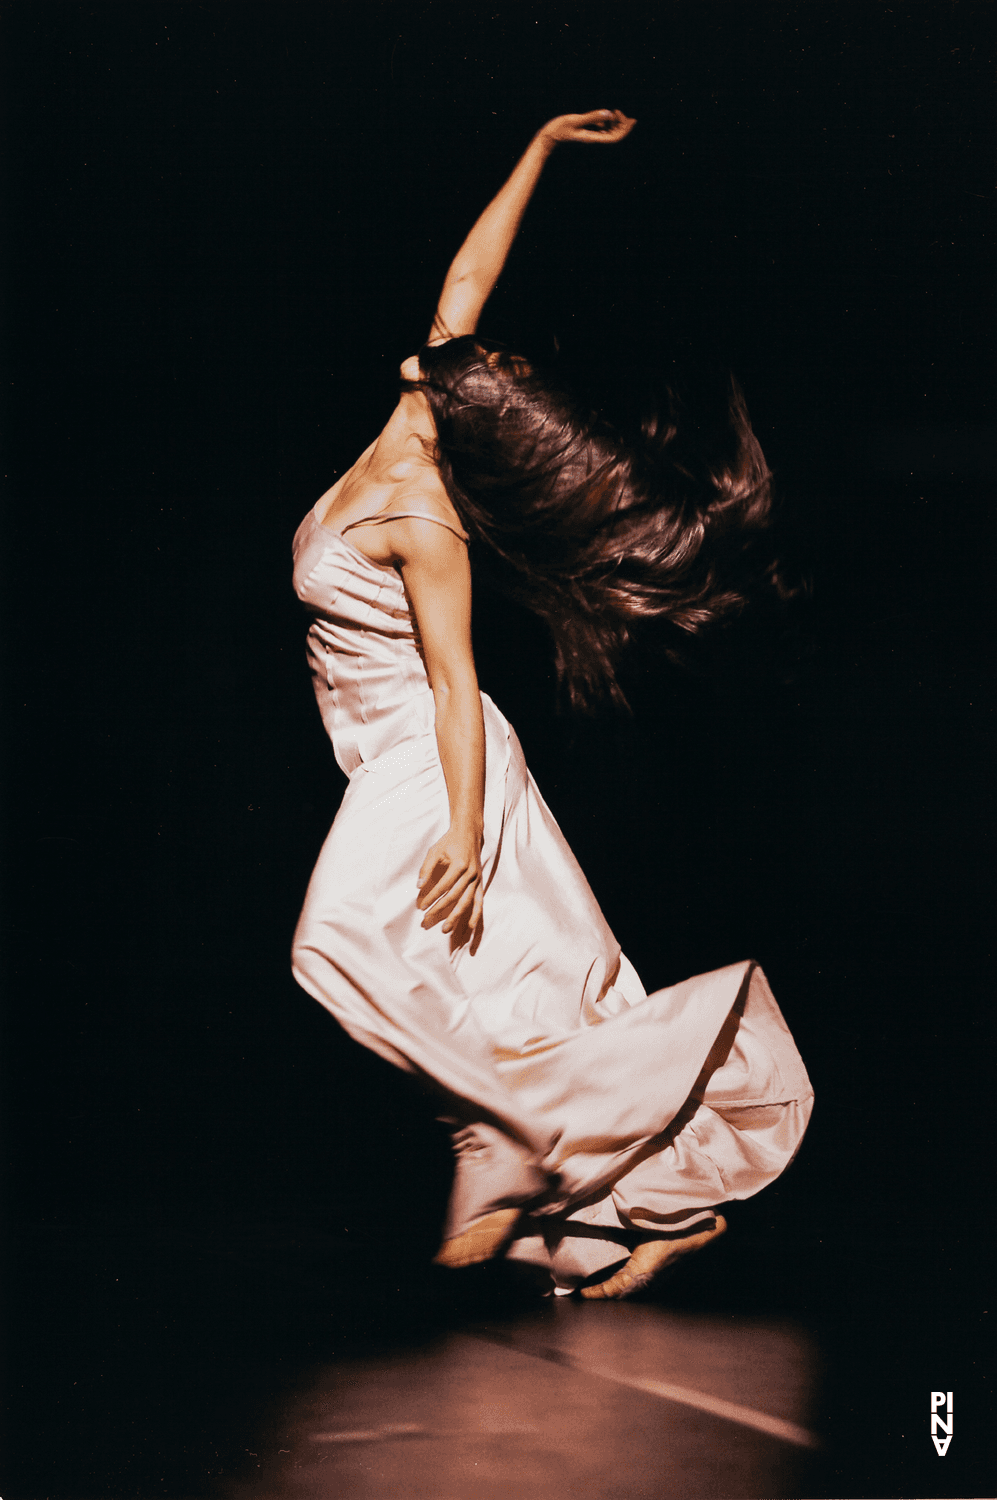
[411, 336, 797, 709]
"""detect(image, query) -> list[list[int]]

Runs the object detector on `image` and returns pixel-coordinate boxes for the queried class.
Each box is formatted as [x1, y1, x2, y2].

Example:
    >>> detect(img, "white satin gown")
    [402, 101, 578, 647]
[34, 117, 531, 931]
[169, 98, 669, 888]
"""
[291, 501, 814, 1287]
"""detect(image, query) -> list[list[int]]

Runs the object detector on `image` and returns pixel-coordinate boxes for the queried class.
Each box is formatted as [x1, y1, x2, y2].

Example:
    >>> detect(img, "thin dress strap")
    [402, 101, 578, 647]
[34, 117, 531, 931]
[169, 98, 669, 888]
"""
[340, 510, 469, 544]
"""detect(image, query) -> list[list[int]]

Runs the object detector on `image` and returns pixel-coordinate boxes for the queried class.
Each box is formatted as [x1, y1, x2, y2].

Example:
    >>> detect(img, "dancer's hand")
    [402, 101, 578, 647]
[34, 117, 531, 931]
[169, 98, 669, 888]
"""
[428, 108, 635, 344]
[539, 108, 637, 147]
[417, 828, 484, 937]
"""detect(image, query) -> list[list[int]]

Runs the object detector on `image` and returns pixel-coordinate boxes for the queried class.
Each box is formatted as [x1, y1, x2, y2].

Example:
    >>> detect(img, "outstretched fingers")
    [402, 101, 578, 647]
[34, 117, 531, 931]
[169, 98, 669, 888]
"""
[418, 859, 480, 932]
[442, 873, 483, 936]
[417, 853, 461, 913]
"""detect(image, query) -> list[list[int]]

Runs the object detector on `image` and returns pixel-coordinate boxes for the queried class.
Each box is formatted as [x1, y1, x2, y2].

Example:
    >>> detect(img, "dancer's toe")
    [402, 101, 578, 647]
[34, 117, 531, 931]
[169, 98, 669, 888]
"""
[579, 1214, 727, 1300]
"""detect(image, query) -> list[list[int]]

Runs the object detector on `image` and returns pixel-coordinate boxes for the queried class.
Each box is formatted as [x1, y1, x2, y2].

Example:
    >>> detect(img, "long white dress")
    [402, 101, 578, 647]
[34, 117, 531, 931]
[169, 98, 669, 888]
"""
[291, 501, 814, 1287]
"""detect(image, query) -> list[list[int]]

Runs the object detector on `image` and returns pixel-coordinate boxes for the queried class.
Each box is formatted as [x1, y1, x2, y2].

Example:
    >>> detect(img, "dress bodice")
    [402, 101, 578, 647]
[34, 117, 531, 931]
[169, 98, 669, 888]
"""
[292, 506, 434, 776]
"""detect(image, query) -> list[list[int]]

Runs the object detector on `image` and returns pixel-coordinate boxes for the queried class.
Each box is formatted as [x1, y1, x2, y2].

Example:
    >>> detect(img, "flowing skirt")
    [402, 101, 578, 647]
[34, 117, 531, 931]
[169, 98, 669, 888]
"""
[292, 692, 813, 1285]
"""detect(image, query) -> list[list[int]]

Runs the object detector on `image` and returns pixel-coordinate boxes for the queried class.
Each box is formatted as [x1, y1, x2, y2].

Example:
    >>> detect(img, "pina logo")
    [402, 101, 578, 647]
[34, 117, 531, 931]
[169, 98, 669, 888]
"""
[930, 1390, 953, 1455]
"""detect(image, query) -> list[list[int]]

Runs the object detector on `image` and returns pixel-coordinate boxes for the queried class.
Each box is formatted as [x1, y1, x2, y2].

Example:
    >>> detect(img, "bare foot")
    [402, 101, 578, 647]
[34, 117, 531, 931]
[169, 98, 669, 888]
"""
[432, 1208, 522, 1268]
[579, 1215, 727, 1300]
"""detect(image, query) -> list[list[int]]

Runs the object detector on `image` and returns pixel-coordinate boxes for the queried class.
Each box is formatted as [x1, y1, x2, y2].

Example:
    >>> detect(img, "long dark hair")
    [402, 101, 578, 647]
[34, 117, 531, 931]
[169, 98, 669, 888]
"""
[410, 336, 796, 709]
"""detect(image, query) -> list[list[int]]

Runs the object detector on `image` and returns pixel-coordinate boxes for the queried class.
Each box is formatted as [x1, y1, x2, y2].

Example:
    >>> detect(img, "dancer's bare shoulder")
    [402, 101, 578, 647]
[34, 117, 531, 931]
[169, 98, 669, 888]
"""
[347, 469, 466, 572]
[315, 371, 464, 568]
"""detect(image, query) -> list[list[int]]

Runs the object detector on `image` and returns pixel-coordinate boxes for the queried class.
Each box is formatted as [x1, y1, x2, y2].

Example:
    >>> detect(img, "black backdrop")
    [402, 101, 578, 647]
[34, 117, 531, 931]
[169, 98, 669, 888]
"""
[2, 4, 994, 1497]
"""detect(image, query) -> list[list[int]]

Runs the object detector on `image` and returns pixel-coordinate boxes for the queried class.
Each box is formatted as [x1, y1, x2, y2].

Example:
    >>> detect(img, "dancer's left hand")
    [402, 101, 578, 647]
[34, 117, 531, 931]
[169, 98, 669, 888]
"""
[417, 827, 484, 937]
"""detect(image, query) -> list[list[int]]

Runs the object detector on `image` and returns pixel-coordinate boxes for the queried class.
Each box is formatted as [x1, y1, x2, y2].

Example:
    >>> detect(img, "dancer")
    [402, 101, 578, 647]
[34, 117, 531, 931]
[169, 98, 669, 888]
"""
[291, 109, 813, 1297]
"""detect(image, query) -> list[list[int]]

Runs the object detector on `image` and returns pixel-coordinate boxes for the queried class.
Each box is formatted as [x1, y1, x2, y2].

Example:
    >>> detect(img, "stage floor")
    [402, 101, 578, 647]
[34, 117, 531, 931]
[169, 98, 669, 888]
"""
[222, 1297, 818, 1500]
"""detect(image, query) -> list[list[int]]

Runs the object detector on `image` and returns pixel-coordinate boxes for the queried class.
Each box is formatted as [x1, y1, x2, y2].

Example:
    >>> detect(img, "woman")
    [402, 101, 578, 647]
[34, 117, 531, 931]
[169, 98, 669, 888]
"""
[291, 109, 813, 1298]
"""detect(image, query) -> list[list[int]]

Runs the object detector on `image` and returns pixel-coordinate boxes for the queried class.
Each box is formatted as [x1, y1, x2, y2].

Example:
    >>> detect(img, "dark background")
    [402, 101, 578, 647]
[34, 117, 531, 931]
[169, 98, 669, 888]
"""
[1, 3, 993, 1496]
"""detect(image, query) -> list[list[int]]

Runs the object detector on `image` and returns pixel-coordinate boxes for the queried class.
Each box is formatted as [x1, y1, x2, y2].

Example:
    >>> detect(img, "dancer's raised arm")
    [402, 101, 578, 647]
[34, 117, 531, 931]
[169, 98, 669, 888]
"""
[428, 108, 636, 345]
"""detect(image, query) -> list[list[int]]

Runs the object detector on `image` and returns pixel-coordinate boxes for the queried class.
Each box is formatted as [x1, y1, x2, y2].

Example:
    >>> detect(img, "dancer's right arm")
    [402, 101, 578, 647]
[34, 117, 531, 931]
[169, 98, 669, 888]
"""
[429, 108, 636, 344]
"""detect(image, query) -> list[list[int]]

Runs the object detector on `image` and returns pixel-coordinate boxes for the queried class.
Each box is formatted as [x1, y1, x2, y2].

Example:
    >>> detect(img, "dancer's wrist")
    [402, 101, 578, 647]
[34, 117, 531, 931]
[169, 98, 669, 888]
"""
[449, 814, 483, 846]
